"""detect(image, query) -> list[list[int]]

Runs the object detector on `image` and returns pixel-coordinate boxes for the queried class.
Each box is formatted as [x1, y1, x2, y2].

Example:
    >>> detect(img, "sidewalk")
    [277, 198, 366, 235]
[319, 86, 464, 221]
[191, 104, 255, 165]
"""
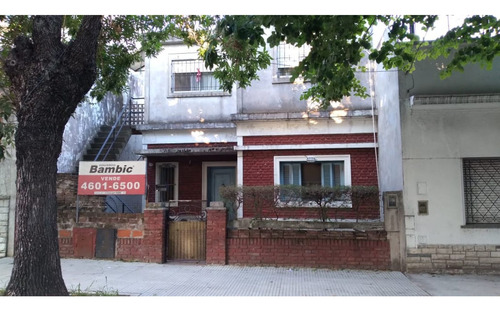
[1, 257, 500, 296]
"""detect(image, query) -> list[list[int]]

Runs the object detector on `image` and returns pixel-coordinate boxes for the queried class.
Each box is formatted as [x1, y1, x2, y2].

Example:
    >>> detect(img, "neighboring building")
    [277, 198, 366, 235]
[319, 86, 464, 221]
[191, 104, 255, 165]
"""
[394, 55, 500, 273]
[136, 39, 381, 221]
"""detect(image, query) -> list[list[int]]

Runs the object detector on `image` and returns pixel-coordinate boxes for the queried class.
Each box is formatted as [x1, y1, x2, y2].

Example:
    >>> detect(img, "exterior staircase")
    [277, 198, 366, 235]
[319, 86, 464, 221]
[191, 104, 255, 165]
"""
[83, 125, 132, 161]
[78, 98, 145, 213]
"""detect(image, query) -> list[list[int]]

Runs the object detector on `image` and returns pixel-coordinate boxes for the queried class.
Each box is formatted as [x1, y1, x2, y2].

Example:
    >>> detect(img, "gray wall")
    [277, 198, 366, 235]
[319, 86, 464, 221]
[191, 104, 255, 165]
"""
[404, 56, 500, 96]
[57, 93, 122, 173]
[0, 145, 16, 257]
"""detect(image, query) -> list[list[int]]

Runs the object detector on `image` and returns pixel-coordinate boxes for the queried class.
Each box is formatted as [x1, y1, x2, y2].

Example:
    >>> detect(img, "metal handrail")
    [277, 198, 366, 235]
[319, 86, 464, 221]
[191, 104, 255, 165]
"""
[94, 98, 130, 161]
[93, 97, 144, 213]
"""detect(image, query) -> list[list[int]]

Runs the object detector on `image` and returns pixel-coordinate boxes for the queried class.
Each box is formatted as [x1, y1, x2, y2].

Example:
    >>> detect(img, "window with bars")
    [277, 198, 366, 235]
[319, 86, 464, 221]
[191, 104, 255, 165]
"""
[156, 163, 178, 203]
[171, 59, 221, 92]
[276, 42, 310, 78]
[463, 158, 500, 224]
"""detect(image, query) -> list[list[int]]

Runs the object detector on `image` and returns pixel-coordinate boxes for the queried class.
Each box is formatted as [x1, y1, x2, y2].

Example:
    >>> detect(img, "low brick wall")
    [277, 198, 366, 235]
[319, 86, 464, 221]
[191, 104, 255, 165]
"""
[226, 229, 390, 269]
[205, 207, 391, 270]
[407, 244, 500, 274]
[57, 208, 166, 263]
[58, 202, 391, 270]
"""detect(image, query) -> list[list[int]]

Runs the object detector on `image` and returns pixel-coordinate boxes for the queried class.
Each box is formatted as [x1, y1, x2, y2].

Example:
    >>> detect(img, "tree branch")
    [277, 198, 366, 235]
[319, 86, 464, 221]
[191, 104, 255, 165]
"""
[66, 15, 103, 71]
[32, 16, 64, 60]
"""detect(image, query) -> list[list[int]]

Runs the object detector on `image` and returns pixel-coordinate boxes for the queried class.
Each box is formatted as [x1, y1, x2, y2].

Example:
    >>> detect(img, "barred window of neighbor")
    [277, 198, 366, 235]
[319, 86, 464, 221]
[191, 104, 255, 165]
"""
[463, 158, 500, 224]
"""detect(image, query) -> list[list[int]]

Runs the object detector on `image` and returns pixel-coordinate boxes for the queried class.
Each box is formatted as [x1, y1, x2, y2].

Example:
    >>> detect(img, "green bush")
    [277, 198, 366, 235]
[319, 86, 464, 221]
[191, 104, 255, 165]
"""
[219, 185, 379, 222]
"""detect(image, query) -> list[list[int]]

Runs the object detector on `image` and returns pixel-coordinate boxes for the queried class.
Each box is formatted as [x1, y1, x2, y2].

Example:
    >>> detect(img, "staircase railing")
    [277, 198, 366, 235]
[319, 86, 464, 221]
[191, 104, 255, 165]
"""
[105, 195, 136, 213]
[94, 96, 144, 213]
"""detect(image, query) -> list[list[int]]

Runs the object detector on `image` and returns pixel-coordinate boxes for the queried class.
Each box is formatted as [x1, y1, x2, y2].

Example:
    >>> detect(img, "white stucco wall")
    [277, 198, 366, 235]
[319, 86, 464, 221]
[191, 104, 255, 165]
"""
[145, 43, 237, 125]
[57, 93, 123, 173]
[401, 99, 500, 247]
[240, 50, 373, 114]
[373, 65, 403, 193]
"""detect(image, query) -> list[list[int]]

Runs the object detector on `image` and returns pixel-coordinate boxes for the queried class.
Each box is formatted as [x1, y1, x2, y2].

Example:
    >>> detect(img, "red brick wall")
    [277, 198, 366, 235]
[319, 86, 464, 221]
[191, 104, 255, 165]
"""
[243, 133, 376, 145]
[141, 208, 167, 263]
[57, 208, 167, 263]
[205, 205, 390, 270]
[146, 153, 236, 202]
[206, 206, 227, 264]
[242, 145, 379, 219]
[227, 230, 390, 270]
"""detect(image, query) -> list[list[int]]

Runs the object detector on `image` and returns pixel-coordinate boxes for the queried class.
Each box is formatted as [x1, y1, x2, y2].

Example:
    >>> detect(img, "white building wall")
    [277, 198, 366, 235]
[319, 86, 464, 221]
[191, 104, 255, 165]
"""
[144, 43, 237, 125]
[373, 65, 403, 193]
[401, 101, 500, 246]
[57, 93, 123, 173]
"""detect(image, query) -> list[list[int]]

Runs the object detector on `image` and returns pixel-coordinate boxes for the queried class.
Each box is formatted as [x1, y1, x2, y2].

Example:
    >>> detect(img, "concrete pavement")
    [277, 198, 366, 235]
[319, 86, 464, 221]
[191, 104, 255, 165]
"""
[0, 257, 499, 296]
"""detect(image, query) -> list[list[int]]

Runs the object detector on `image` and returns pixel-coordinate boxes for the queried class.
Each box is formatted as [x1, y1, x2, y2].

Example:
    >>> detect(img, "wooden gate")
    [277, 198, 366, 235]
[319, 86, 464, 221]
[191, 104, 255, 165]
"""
[167, 201, 206, 261]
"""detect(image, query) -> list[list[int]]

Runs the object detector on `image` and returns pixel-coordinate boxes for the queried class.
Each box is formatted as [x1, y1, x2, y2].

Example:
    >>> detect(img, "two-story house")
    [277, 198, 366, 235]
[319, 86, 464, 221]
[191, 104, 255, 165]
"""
[135, 38, 382, 222]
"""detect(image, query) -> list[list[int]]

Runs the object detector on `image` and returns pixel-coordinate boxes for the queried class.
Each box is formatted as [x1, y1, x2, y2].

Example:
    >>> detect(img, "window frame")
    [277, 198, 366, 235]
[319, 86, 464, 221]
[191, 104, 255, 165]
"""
[155, 162, 179, 205]
[272, 42, 311, 83]
[462, 157, 500, 226]
[168, 56, 229, 98]
[274, 155, 352, 207]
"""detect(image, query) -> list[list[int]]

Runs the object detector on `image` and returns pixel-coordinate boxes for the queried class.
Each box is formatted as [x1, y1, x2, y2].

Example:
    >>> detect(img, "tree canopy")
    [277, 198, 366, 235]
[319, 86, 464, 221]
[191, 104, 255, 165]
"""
[1, 15, 500, 159]
[199, 15, 500, 106]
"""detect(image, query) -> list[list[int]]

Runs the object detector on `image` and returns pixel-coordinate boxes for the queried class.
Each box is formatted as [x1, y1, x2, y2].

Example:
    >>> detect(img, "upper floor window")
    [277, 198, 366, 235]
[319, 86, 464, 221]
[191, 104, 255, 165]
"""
[276, 42, 310, 79]
[171, 59, 221, 93]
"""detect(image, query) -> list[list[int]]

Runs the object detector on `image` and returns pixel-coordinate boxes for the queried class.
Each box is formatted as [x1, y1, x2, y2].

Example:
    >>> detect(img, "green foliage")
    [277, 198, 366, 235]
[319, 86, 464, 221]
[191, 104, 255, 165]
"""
[203, 15, 500, 109]
[430, 15, 500, 78]
[200, 15, 272, 91]
[0, 15, 212, 160]
[68, 283, 119, 296]
[219, 184, 379, 222]
[1, 15, 499, 161]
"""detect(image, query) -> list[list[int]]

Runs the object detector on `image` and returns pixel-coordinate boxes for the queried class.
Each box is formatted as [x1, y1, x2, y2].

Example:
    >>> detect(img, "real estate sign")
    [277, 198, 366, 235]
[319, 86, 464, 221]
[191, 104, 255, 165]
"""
[78, 161, 146, 195]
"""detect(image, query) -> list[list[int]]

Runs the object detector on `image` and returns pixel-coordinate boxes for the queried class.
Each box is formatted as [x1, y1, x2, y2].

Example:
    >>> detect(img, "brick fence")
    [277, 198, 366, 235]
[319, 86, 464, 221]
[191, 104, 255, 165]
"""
[58, 207, 167, 263]
[58, 204, 391, 270]
[205, 205, 391, 270]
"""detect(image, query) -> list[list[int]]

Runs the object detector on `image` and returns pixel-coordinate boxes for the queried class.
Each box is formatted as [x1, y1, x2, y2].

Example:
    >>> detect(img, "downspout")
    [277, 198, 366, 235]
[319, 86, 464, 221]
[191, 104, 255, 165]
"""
[369, 60, 383, 221]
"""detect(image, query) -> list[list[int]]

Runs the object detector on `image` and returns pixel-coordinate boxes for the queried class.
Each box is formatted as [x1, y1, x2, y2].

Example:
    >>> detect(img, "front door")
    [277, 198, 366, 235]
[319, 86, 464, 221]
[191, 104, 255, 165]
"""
[207, 166, 236, 206]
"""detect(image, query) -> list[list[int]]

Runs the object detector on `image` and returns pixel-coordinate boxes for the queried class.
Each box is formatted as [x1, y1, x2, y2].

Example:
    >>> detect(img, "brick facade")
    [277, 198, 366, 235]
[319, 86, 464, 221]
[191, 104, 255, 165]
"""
[205, 206, 391, 270]
[242, 146, 379, 220]
[146, 153, 236, 203]
[243, 133, 376, 146]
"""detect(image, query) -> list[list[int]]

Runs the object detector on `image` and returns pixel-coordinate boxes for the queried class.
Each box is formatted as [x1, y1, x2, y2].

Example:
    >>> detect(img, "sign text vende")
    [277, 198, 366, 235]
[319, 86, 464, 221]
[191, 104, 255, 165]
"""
[78, 161, 146, 195]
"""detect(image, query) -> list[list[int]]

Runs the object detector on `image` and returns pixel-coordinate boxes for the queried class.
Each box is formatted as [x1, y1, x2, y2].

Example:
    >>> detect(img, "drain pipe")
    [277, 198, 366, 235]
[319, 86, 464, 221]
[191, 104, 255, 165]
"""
[369, 61, 382, 222]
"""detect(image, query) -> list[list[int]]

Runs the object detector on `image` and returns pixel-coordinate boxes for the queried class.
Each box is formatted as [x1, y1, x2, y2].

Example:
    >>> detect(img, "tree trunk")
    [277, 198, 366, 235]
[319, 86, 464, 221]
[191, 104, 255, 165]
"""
[3, 15, 102, 296]
[6, 118, 69, 295]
